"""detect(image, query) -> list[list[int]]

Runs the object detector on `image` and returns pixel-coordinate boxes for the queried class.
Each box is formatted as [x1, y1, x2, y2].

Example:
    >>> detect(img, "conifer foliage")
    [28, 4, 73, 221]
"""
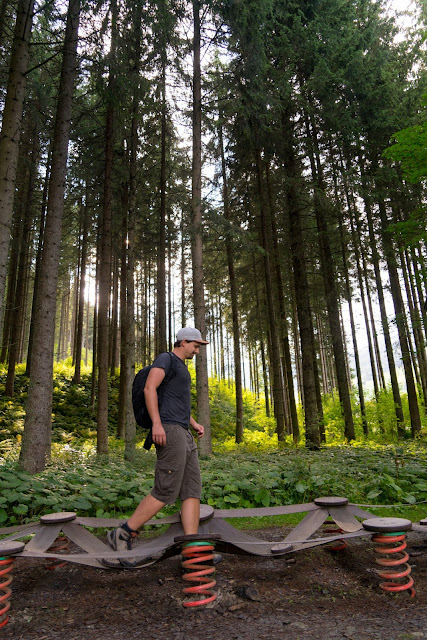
[0, 0, 425, 471]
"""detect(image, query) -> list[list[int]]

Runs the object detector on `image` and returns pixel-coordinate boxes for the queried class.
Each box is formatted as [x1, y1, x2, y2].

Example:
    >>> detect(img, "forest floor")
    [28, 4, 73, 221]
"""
[3, 526, 427, 640]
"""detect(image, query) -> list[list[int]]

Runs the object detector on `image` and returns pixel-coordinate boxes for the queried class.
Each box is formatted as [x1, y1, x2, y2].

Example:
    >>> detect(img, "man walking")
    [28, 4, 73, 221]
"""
[106, 327, 208, 567]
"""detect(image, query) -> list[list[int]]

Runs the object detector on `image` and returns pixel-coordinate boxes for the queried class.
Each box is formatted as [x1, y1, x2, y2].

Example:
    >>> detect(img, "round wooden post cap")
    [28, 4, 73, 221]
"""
[199, 504, 215, 522]
[0, 541, 25, 556]
[362, 517, 412, 532]
[40, 512, 77, 524]
[314, 497, 349, 507]
[271, 543, 294, 555]
[174, 533, 222, 543]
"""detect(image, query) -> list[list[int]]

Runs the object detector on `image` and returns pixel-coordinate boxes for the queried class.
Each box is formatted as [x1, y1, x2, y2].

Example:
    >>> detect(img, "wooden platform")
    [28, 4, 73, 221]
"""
[0, 499, 425, 569]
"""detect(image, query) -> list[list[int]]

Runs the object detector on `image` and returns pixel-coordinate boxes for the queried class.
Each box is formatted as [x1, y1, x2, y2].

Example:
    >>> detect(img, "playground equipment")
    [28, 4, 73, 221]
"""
[0, 497, 426, 621]
[175, 534, 222, 607]
[0, 542, 25, 629]
[363, 517, 415, 597]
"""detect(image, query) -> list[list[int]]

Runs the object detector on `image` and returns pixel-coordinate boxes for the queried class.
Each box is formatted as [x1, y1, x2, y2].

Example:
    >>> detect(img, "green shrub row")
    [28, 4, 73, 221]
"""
[1, 445, 427, 527]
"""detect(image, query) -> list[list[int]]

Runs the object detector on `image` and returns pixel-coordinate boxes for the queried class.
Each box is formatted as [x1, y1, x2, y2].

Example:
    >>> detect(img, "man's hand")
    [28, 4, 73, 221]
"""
[192, 422, 204, 438]
[152, 422, 167, 446]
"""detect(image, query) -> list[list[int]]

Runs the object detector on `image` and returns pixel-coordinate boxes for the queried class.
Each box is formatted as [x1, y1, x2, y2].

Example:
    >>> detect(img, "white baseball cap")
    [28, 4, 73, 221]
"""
[176, 327, 209, 344]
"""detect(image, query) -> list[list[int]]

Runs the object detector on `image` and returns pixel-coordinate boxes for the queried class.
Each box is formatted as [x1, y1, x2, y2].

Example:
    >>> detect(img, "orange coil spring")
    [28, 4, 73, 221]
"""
[46, 535, 69, 570]
[0, 557, 14, 630]
[323, 525, 348, 551]
[372, 531, 415, 597]
[181, 541, 217, 607]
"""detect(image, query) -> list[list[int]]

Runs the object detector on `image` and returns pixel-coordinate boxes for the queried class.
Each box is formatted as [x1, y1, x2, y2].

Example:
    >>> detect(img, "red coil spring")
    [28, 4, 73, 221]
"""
[181, 541, 217, 607]
[46, 535, 69, 570]
[372, 532, 415, 597]
[0, 557, 13, 629]
[323, 525, 348, 551]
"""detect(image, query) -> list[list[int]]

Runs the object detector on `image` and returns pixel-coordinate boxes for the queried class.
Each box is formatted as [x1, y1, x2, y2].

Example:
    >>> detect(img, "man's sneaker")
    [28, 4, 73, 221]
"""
[105, 526, 137, 568]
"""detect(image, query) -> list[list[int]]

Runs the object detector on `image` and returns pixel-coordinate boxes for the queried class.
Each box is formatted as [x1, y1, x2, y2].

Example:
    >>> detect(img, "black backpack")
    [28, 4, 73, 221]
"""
[132, 353, 177, 449]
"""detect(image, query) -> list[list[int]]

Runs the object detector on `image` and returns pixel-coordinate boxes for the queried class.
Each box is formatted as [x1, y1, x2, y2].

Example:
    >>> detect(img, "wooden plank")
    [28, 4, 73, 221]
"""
[328, 506, 362, 532]
[25, 523, 62, 552]
[283, 508, 329, 542]
[213, 503, 318, 519]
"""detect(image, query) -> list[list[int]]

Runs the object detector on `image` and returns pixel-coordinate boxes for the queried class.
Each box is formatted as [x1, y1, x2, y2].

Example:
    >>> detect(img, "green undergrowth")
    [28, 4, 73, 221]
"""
[1, 363, 427, 531]
[1, 444, 427, 530]
[1, 363, 426, 456]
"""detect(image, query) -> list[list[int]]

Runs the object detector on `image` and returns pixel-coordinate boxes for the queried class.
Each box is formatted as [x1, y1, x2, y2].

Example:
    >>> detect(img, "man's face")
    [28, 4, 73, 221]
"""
[182, 340, 201, 359]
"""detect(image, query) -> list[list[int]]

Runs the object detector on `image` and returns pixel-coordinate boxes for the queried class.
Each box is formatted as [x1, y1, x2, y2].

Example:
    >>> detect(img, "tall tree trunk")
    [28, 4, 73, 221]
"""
[109, 252, 119, 375]
[210, 298, 217, 378]
[156, 54, 167, 354]
[265, 162, 299, 442]
[123, 104, 137, 459]
[191, 0, 211, 454]
[180, 215, 186, 327]
[360, 159, 405, 437]
[5, 127, 38, 395]
[411, 247, 427, 342]
[118, 180, 129, 440]
[18, 243, 31, 362]
[73, 195, 89, 384]
[97, 0, 118, 455]
[71, 261, 80, 365]
[168, 241, 173, 352]
[19, 0, 80, 473]
[306, 116, 355, 441]
[218, 111, 243, 442]
[347, 207, 380, 398]
[339, 150, 382, 399]
[339, 230, 368, 435]
[90, 244, 99, 412]
[0, 0, 9, 45]
[252, 256, 270, 417]
[118, 15, 138, 453]
[255, 149, 286, 441]
[400, 247, 427, 408]
[355, 208, 387, 390]
[84, 290, 89, 366]
[317, 313, 329, 395]
[0, 0, 35, 318]
[0, 212, 21, 363]
[377, 196, 421, 436]
[330, 151, 368, 435]
[57, 288, 65, 361]
[219, 300, 225, 380]
[282, 116, 320, 448]
[26, 149, 50, 376]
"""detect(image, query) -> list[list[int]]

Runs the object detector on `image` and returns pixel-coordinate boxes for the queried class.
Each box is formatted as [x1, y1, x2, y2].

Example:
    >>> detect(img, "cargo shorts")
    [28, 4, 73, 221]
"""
[150, 423, 202, 505]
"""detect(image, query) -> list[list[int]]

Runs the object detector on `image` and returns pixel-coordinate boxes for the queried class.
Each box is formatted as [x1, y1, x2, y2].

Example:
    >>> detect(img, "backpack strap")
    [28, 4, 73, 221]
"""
[143, 352, 178, 450]
[159, 352, 177, 391]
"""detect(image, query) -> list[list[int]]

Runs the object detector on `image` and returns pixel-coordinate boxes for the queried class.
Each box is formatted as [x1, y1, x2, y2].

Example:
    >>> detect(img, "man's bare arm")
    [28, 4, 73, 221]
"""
[144, 367, 166, 446]
[190, 416, 204, 438]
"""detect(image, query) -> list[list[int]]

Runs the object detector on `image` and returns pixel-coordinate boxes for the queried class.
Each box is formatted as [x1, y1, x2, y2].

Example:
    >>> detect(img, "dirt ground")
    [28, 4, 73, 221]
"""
[2, 527, 427, 640]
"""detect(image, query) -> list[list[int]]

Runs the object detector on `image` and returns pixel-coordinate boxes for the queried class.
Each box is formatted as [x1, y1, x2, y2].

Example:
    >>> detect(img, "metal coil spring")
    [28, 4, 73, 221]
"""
[181, 541, 217, 607]
[372, 531, 415, 597]
[46, 535, 69, 570]
[0, 556, 13, 629]
[323, 524, 348, 551]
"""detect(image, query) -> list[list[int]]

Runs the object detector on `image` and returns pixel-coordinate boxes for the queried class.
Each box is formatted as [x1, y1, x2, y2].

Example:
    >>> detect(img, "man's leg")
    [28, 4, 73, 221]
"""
[180, 497, 221, 564]
[105, 494, 166, 568]
[180, 497, 200, 535]
[127, 494, 165, 531]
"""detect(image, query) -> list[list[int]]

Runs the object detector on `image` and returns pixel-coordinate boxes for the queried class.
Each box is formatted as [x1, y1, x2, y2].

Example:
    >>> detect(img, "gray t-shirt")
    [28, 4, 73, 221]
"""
[152, 352, 191, 428]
